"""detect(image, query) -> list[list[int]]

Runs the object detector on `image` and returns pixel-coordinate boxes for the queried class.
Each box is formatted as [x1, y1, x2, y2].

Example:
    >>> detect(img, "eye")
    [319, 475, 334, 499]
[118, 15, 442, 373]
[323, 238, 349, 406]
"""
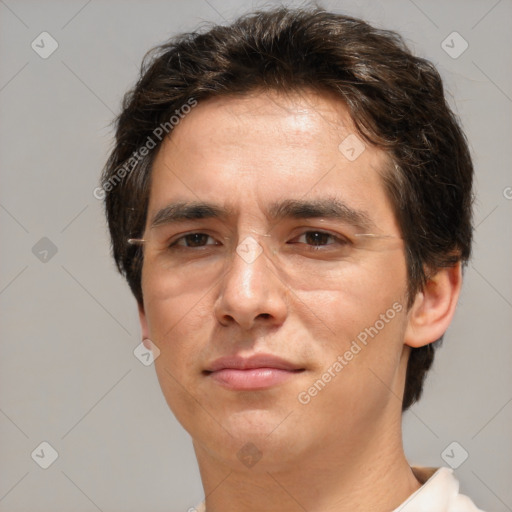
[167, 230, 350, 251]
[170, 232, 219, 248]
[291, 230, 350, 249]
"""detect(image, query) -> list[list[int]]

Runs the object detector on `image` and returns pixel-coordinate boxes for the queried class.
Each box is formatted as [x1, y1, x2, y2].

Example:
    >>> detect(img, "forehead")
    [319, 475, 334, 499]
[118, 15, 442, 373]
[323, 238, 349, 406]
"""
[162, 88, 360, 153]
[148, 89, 397, 232]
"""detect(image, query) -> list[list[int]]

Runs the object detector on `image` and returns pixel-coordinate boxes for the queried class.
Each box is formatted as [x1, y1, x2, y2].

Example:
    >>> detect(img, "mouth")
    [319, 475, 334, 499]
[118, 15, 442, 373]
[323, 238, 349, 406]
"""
[203, 354, 305, 391]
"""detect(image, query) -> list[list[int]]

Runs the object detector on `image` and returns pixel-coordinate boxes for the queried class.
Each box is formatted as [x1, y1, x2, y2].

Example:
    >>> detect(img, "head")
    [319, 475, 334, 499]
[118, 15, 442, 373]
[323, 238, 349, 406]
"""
[101, 6, 473, 468]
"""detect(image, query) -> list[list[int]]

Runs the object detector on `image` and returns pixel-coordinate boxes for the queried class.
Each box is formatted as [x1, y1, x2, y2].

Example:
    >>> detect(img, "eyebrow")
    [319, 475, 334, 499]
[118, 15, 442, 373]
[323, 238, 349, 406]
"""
[150, 197, 376, 231]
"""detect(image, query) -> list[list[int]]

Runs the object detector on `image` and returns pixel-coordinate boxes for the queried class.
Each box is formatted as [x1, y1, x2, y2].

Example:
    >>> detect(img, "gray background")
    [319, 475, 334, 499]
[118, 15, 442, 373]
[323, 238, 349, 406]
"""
[0, 0, 511, 511]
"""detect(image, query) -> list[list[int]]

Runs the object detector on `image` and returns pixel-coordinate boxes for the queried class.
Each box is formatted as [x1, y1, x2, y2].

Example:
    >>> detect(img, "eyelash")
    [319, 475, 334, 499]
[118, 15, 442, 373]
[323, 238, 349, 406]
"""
[168, 230, 350, 251]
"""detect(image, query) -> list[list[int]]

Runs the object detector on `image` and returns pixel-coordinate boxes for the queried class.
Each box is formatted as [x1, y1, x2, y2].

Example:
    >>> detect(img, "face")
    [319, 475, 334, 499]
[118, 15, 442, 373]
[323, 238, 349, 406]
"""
[139, 89, 411, 471]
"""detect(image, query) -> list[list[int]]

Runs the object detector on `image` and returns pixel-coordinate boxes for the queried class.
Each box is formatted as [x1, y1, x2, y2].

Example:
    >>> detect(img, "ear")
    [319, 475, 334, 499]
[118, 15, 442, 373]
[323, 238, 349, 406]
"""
[404, 262, 462, 348]
[138, 301, 150, 342]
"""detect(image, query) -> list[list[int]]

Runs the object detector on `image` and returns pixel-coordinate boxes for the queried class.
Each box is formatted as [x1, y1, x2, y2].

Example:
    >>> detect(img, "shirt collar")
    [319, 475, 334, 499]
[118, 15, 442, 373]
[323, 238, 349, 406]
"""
[391, 466, 460, 512]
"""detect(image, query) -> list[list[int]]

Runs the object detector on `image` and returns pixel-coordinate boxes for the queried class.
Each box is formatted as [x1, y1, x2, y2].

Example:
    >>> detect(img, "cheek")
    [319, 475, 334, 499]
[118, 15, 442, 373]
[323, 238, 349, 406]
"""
[299, 252, 409, 401]
[313, 251, 407, 328]
[144, 287, 212, 424]
[300, 305, 409, 429]
[141, 266, 213, 386]
[142, 258, 207, 331]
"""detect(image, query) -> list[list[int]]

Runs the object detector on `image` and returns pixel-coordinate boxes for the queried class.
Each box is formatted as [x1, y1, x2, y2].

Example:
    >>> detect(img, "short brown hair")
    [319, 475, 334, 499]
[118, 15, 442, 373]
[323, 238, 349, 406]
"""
[101, 6, 474, 411]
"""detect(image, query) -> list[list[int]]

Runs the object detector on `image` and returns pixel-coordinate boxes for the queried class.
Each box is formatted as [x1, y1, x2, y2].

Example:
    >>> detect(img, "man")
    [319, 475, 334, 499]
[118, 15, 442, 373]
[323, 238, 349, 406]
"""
[101, 6, 483, 511]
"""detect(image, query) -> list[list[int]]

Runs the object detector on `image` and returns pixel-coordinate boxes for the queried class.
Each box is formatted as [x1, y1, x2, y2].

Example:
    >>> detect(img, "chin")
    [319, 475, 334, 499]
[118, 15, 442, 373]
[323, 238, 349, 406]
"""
[190, 407, 311, 471]
[196, 428, 306, 473]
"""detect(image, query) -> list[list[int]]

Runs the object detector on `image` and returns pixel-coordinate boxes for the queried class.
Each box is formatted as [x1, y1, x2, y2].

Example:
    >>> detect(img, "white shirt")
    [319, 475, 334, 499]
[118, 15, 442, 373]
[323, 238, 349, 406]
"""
[392, 466, 485, 512]
[193, 466, 485, 512]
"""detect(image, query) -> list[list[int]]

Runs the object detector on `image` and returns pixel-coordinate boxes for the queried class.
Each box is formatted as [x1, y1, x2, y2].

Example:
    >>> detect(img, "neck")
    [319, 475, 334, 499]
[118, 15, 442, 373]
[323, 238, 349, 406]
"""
[194, 412, 421, 512]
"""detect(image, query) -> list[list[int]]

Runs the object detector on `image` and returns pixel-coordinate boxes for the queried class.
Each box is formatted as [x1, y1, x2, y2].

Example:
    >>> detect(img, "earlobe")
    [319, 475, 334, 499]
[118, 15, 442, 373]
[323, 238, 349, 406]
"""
[404, 262, 462, 348]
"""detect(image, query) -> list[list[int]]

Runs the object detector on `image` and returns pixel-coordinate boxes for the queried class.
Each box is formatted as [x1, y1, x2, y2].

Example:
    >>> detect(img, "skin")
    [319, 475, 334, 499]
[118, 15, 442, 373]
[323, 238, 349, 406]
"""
[138, 89, 462, 511]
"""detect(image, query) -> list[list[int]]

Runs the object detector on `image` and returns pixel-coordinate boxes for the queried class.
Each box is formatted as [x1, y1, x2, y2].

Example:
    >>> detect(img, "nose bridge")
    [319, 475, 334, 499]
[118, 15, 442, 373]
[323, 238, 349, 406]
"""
[226, 231, 271, 299]
[215, 227, 285, 329]
[226, 200, 273, 281]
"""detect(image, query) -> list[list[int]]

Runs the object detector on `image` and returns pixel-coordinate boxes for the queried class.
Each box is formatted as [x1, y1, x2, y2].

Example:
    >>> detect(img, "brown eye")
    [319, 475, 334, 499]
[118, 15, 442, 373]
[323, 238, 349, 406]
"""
[171, 233, 217, 248]
[292, 230, 349, 249]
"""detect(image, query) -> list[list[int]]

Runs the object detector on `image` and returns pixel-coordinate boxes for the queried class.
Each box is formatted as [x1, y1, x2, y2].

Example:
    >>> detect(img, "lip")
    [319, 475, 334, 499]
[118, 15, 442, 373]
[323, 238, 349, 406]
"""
[204, 354, 305, 390]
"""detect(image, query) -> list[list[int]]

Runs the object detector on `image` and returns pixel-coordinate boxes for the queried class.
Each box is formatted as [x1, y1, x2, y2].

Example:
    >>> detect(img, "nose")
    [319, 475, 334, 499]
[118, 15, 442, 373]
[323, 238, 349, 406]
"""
[214, 236, 288, 331]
